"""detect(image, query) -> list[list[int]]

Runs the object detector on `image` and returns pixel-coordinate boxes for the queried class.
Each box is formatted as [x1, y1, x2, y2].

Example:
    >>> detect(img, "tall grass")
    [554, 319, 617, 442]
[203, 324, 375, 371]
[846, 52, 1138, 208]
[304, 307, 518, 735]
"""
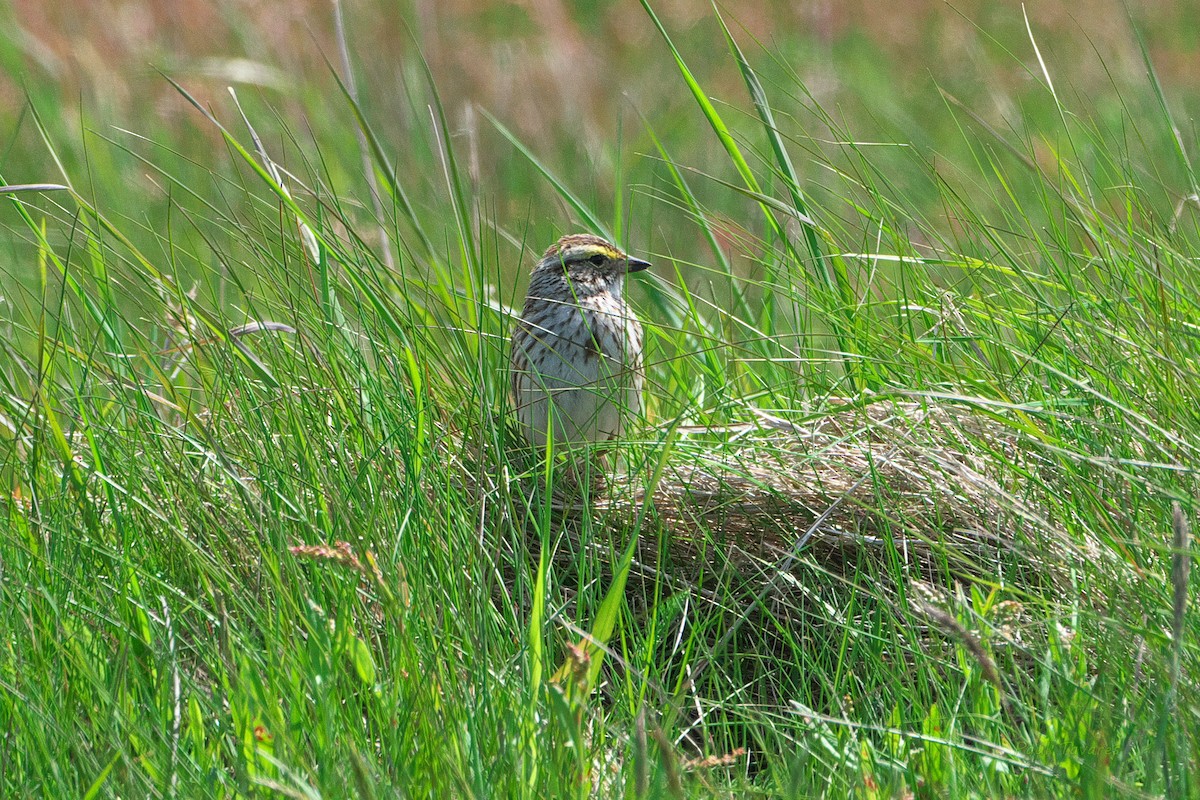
[1, 4, 1198, 797]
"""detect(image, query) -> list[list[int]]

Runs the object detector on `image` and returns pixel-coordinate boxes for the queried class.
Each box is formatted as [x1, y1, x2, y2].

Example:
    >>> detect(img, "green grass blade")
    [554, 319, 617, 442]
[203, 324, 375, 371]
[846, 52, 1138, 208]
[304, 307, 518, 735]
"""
[481, 109, 611, 239]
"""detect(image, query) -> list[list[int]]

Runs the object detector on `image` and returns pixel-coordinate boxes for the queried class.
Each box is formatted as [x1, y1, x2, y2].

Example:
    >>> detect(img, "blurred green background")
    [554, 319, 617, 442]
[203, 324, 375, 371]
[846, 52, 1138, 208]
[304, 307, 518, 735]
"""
[3, 0, 1198, 297]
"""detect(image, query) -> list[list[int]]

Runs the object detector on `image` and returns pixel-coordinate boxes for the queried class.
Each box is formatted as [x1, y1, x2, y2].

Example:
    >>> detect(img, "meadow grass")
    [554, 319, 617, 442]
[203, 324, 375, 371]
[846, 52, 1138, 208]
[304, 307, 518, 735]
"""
[1, 4, 1198, 797]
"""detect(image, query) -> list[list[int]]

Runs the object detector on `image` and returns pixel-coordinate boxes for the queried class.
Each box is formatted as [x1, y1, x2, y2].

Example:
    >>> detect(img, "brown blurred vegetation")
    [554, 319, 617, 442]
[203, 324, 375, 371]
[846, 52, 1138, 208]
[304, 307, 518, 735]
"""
[5, 0, 1198, 151]
[3, 0, 1198, 284]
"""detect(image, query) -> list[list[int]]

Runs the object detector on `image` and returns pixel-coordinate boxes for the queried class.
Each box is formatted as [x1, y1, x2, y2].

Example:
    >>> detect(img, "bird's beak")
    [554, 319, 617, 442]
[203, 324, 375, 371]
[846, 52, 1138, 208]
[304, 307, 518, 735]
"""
[626, 257, 652, 273]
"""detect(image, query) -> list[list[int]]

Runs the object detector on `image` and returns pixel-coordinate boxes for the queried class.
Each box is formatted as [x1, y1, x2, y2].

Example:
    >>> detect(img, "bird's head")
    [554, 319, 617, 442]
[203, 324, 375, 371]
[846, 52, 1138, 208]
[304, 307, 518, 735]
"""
[532, 233, 651, 293]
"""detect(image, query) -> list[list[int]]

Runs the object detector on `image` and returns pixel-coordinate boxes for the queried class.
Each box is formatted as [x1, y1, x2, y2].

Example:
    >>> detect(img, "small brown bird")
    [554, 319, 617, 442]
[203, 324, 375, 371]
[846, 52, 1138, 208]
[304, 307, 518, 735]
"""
[510, 234, 650, 460]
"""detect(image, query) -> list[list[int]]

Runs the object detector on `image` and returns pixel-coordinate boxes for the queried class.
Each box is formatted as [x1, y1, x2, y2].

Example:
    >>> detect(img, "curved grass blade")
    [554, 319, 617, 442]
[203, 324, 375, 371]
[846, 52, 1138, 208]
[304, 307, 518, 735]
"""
[323, 54, 435, 259]
[640, 0, 859, 387]
[639, 0, 786, 245]
[481, 109, 611, 239]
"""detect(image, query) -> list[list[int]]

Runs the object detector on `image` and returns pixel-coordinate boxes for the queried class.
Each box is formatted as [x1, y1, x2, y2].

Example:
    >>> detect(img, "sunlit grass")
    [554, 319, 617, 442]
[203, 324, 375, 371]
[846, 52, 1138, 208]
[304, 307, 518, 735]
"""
[1, 4, 1199, 797]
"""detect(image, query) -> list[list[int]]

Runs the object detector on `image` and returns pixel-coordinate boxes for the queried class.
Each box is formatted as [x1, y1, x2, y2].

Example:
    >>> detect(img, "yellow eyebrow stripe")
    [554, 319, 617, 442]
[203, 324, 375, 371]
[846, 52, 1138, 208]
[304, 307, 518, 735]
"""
[573, 245, 621, 260]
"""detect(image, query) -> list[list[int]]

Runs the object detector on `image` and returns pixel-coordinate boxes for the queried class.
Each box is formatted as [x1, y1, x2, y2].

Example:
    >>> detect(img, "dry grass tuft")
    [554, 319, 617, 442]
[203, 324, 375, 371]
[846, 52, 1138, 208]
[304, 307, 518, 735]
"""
[600, 399, 1090, 594]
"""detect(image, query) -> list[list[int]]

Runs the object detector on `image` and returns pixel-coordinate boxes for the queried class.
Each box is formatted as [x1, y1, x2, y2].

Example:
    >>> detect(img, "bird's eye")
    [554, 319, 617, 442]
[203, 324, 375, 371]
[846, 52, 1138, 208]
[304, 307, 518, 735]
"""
[588, 254, 606, 267]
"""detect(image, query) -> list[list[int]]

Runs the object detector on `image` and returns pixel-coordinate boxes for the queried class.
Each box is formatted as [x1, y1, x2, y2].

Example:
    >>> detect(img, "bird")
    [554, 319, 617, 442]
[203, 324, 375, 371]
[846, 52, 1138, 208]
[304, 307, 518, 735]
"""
[510, 233, 650, 477]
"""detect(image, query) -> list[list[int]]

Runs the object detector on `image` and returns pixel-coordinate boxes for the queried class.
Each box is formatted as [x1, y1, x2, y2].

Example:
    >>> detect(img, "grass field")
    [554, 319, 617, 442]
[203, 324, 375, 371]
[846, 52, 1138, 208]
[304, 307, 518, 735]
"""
[2, 1, 1199, 796]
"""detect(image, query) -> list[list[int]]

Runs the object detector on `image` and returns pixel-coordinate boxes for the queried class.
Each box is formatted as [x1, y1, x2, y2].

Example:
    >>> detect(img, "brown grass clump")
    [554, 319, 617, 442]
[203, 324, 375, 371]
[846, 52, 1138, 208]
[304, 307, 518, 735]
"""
[594, 398, 1090, 596]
